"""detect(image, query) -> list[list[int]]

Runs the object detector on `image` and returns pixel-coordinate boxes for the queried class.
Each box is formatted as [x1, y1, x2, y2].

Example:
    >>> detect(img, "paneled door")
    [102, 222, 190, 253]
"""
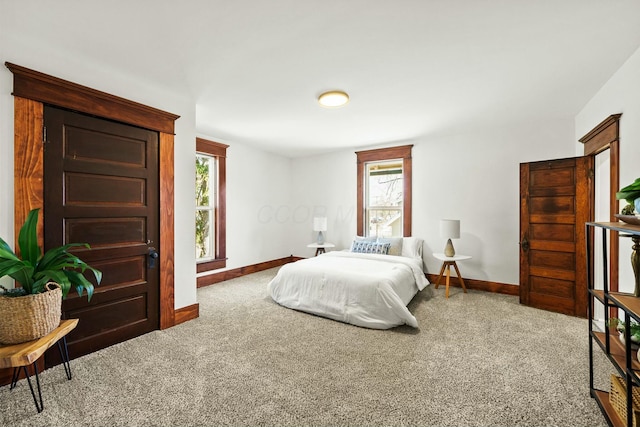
[43, 106, 160, 363]
[519, 157, 592, 317]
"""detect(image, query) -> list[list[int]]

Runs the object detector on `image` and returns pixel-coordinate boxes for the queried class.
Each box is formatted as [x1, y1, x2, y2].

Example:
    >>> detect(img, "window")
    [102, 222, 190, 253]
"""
[356, 145, 412, 237]
[195, 154, 216, 258]
[365, 160, 404, 237]
[196, 138, 228, 272]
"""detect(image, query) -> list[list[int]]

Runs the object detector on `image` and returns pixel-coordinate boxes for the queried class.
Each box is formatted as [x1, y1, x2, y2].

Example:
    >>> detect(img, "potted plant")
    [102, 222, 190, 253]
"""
[0, 208, 101, 344]
[616, 177, 640, 215]
[608, 317, 640, 348]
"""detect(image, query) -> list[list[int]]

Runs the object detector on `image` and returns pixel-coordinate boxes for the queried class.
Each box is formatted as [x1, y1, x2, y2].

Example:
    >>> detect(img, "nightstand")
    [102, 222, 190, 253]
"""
[433, 253, 471, 298]
[307, 243, 335, 256]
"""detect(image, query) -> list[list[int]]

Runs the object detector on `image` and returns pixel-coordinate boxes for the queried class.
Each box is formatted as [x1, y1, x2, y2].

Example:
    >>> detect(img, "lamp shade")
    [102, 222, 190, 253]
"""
[440, 219, 460, 239]
[313, 217, 327, 232]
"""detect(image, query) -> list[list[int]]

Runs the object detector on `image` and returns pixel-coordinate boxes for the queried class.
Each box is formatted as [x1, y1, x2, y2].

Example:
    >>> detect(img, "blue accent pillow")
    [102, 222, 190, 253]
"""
[350, 241, 391, 255]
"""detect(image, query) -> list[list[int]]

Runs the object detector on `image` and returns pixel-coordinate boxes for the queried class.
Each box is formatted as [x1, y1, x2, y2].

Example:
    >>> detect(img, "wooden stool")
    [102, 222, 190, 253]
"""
[0, 319, 78, 412]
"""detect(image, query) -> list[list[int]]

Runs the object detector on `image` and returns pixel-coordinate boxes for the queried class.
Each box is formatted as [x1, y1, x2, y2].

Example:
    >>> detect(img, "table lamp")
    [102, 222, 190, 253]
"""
[313, 217, 327, 245]
[440, 219, 460, 257]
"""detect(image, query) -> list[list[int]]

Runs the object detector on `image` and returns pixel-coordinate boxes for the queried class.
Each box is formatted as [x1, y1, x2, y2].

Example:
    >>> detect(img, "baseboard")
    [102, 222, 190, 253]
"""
[197, 256, 298, 288]
[195, 257, 518, 296]
[425, 274, 518, 296]
[174, 303, 199, 325]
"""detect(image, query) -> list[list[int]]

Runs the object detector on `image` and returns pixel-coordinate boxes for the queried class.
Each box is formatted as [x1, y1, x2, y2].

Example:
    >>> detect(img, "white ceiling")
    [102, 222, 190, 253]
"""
[3, 0, 640, 157]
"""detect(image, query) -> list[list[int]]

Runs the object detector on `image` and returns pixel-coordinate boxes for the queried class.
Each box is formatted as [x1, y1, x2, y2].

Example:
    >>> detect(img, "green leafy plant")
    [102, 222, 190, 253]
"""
[195, 155, 210, 259]
[616, 178, 640, 205]
[0, 209, 101, 300]
[608, 317, 640, 342]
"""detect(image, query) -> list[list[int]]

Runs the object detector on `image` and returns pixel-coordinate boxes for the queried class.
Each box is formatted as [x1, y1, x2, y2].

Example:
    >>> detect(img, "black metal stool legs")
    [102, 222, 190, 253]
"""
[9, 365, 43, 412]
[21, 364, 43, 413]
[8, 336, 72, 413]
[57, 336, 72, 380]
[10, 367, 20, 389]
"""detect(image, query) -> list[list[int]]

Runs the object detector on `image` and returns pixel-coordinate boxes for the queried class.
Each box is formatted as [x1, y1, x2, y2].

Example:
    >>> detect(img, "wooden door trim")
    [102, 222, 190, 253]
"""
[579, 114, 621, 294]
[355, 145, 413, 237]
[575, 156, 592, 316]
[5, 62, 179, 134]
[8, 64, 178, 330]
[14, 98, 45, 250]
[579, 114, 621, 155]
[519, 163, 530, 306]
[159, 132, 176, 328]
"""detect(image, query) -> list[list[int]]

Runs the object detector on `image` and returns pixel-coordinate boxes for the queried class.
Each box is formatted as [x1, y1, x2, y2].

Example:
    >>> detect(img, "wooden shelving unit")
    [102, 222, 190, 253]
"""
[587, 222, 640, 427]
[592, 390, 625, 427]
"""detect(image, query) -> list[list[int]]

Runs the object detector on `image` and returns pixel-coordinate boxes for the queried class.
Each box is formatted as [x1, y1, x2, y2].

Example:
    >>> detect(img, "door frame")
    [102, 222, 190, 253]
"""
[579, 114, 622, 295]
[6, 62, 179, 330]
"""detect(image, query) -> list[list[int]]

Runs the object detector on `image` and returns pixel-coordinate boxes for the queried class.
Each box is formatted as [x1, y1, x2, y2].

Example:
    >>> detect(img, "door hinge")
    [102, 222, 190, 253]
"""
[43, 125, 47, 143]
[588, 168, 595, 179]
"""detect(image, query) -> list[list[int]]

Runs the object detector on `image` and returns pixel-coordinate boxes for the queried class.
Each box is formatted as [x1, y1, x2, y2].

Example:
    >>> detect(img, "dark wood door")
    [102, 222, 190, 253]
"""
[520, 156, 592, 317]
[43, 106, 160, 363]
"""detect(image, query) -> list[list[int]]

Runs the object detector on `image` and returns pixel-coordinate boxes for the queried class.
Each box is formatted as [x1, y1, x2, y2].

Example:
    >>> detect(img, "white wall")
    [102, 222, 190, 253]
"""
[290, 150, 358, 256]
[3, 8, 635, 311]
[592, 150, 610, 322]
[575, 45, 640, 295]
[289, 119, 576, 285]
[0, 24, 305, 313]
[0, 34, 14, 292]
[0, 58, 295, 309]
[0, 30, 199, 309]
[196, 137, 293, 275]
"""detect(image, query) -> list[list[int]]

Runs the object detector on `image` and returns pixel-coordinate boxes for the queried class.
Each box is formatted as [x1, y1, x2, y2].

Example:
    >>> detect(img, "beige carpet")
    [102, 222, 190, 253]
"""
[0, 267, 611, 426]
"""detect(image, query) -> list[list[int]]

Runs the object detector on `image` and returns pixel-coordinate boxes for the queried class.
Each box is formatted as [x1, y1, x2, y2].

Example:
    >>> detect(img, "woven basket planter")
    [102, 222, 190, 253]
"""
[610, 374, 640, 427]
[0, 282, 62, 344]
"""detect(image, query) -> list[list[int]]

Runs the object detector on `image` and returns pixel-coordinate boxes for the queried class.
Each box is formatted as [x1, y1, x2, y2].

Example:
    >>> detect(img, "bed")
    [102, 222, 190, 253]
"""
[267, 237, 429, 329]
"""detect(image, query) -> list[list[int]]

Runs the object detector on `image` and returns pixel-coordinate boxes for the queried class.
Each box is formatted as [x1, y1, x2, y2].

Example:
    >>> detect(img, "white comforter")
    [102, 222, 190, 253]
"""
[267, 251, 429, 329]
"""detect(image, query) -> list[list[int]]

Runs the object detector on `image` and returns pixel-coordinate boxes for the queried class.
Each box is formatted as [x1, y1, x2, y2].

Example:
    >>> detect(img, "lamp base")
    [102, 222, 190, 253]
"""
[444, 239, 455, 257]
[317, 231, 325, 245]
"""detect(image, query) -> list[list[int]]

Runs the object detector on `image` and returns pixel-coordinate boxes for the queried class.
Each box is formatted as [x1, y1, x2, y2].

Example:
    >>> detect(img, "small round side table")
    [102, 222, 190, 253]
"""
[432, 253, 472, 298]
[307, 243, 335, 256]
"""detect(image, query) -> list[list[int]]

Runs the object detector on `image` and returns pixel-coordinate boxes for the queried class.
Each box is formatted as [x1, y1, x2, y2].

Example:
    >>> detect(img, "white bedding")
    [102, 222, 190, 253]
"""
[267, 251, 429, 329]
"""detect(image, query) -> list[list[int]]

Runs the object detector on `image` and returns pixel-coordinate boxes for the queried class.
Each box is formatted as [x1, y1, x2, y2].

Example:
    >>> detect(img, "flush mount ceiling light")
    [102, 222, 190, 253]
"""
[318, 90, 349, 108]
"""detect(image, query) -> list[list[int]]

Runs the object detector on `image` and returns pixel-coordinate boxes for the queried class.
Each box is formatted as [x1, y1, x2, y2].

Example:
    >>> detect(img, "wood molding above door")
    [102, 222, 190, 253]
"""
[5, 62, 179, 134]
[7, 63, 179, 330]
[579, 114, 621, 156]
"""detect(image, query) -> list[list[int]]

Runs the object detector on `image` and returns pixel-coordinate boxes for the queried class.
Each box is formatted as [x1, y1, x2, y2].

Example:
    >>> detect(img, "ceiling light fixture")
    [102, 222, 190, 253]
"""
[318, 90, 349, 108]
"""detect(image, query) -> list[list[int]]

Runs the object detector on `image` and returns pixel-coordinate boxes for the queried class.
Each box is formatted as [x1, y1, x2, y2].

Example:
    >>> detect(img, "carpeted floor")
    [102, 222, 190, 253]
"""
[0, 267, 612, 426]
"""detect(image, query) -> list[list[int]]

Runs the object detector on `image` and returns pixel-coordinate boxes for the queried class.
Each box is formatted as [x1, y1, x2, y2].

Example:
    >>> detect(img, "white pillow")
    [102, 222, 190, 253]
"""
[401, 237, 424, 259]
[353, 235, 376, 242]
[377, 237, 403, 256]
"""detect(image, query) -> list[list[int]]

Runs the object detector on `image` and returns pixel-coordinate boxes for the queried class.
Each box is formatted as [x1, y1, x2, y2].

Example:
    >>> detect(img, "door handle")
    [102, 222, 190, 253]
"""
[521, 237, 530, 252]
[148, 247, 159, 269]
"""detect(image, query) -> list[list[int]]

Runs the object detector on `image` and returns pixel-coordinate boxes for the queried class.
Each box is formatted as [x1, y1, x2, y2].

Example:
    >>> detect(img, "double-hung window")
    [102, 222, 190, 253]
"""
[196, 138, 228, 272]
[356, 145, 412, 237]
